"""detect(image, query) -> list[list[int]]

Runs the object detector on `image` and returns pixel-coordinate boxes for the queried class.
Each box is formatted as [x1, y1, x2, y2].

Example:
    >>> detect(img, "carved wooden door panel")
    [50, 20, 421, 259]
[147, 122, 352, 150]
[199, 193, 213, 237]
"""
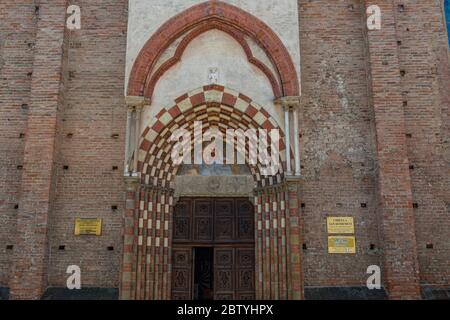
[193, 199, 213, 242]
[214, 248, 235, 300]
[173, 199, 192, 243]
[235, 248, 255, 300]
[214, 199, 234, 242]
[236, 199, 254, 242]
[172, 198, 255, 300]
[171, 248, 192, 300]
[213, 247, 255, 300]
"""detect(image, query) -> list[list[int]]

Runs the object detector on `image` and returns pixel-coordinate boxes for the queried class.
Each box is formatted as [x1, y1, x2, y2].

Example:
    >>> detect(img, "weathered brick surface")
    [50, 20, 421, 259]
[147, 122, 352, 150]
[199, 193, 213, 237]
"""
[0, 1, 36, 288]
[0, 0, 448, 300]
[9, 0, 68, 300]
[394, 0, 450, 287]
[298, 0, 382, 287]
[363, 0, 421, 299]
[46, 0, 128, 289]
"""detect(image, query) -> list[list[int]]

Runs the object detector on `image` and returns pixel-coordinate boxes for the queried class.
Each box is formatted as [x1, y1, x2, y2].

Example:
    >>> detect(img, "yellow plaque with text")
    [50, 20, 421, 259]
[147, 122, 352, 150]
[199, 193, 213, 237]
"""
[74, 218, 102, 236]
[327, 217, 355, 234]
[328, 236, 356, 254]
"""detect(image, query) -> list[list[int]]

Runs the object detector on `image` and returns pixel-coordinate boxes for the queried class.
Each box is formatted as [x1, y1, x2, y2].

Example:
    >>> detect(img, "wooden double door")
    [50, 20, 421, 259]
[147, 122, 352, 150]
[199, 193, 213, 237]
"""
[171, 198, 255, 300]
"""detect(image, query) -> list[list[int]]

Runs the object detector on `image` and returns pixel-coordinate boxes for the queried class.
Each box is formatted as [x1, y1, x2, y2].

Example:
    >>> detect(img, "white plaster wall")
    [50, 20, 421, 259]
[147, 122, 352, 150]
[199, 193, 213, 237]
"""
[125, 0, 301, 94]
[142, 30, 284, 129]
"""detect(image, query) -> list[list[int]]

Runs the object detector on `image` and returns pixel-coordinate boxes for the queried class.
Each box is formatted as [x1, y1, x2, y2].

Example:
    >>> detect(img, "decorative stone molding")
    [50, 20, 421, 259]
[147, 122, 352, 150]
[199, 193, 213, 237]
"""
[174, 175, 254, 198]
[127, 1, 300, 99]
[275, 96, 301, 111]
[124, 176, 140, 192]
[125, 95, 151, 108]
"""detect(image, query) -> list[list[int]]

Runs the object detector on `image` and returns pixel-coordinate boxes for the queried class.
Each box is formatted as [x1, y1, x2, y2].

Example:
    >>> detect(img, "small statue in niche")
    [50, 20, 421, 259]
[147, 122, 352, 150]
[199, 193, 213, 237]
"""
[208, 67, 219, 84]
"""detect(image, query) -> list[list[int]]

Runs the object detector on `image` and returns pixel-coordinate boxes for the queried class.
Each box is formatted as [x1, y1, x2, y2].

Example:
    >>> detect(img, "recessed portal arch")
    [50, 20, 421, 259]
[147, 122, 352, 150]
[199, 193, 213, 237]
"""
[120, 86, 303, 300]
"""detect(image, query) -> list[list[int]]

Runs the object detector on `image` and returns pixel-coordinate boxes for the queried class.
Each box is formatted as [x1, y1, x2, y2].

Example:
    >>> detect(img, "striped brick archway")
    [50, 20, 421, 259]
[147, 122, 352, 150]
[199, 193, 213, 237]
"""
[138, 86, 290, 189]
[120, 86, 303, 300]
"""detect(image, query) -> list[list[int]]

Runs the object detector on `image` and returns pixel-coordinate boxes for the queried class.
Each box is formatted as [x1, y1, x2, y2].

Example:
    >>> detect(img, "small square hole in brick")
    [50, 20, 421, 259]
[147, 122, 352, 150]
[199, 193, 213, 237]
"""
[59, 245, 66, 251]
[107, 246, 114, 251]
[370, 244, 376, 251]
[301, 203, 306, 208]
[426, 244, 433, 249]
[413, 203, 419, 209]
[21, 104, 29, 112]
[17, 165, 23, 170]
[63, 165, 69, 170]
[361, 203, 367, 208]
[19, 133, 25, 139]
[302, 244, 307, 250]
[400, 70, 406, 77]
[398, 4, 405, 12]
[111, 134, 119, 139]
[112, 205, 118, 211]
[409, 165, 415, 170]
[112, 166, 119, 171]
[67, 133, 73, 138]
[406, 134, 412, 138]
[6, 245, 13, 250]
[14, 204, 19, 210]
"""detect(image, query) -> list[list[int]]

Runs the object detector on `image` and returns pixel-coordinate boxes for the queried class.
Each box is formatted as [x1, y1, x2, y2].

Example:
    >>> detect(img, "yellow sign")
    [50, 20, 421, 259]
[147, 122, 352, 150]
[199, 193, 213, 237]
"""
[327, 217, 355, 234]
[328, 236, 356, 254]
[74, 218, 102, 236]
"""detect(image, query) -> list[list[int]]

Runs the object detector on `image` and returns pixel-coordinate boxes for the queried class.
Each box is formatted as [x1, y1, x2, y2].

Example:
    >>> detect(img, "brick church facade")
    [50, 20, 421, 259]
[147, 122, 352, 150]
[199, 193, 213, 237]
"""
[0, 1, 449, 300]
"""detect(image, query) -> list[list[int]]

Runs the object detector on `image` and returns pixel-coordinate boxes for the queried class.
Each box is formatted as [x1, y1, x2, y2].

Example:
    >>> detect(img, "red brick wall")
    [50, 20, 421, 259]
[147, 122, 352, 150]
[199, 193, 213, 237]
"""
[395, 0, 450, 288]
[363, 0, 421, 299]
[9, 0, 68, 300]
[46, 0, 128, 289]
[0, 0, 448, 299]
[298, 0, 382, 287]
[0, 1, 37, 288]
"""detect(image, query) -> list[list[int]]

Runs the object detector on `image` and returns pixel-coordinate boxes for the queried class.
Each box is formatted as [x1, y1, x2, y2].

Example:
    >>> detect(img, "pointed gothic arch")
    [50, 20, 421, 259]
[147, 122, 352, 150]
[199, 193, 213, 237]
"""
[127, 0, 300, 100]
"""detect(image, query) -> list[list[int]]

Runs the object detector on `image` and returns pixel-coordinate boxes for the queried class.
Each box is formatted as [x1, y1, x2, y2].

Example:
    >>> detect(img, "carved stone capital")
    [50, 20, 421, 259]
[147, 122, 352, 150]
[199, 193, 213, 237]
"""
[275, 96, 301, 111]
[125, 96, 151, 109]
[124, 176, 140, 192]
[285, 175, 302, 192]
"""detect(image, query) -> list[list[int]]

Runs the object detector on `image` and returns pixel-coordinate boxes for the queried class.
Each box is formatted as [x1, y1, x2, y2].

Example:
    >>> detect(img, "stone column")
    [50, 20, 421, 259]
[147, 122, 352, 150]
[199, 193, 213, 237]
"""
[276, 96, 301, 177]
[125, 96, 149, 176]
[133, 105, 143, 174]
[293, 108, 301, 176]
[284, 108, 292, 176]
[124, 107, 133, 174]
[121, 96, 149, 299]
